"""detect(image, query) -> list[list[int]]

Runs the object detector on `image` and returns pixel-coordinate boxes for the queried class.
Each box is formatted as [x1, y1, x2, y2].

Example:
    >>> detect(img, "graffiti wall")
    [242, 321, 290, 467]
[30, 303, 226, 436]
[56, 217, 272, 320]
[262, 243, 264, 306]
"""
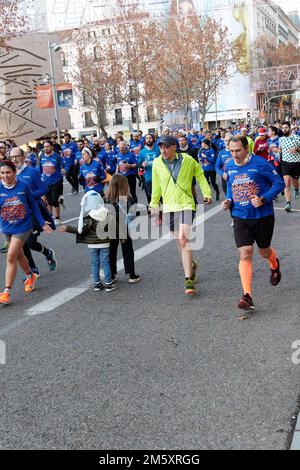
[0, 33, 70, 145]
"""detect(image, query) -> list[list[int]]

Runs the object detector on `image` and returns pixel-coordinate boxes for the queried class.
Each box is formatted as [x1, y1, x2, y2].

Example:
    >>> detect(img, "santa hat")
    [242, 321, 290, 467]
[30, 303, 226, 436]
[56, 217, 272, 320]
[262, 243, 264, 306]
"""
[259, 127, 267, 136]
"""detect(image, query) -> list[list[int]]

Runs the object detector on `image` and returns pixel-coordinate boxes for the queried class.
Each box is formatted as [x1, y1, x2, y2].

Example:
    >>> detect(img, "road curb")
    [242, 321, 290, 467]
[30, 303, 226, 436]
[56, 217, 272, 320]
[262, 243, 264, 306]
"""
[290, 414, 300, 450]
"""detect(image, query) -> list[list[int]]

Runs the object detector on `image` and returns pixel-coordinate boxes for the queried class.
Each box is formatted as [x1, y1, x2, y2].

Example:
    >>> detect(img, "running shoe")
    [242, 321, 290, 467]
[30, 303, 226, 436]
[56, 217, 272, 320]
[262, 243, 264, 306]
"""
[285, 202, 292, 213]
[24, 273, 38, 293]
[237, 294, 255, 311]
[46, 249, 57, 272]
[185, 279, 196, 295]
[191, 261, 198, 283]
[0, 292, 11, 305]
[94, 283, 104, 292]
[294, 189, 299, 200]
[270, 258, 281, 286]
[105, 283, 117, 292]
[0, 242, 8, 254]
[54, 218, 62, 226]
[22, 267, 40, 283]
[129, 275, 141, 284]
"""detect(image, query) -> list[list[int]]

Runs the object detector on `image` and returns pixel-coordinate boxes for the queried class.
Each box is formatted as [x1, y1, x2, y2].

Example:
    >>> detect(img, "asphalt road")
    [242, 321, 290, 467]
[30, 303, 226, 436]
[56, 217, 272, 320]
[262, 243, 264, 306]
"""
[0, 182, 299, 450]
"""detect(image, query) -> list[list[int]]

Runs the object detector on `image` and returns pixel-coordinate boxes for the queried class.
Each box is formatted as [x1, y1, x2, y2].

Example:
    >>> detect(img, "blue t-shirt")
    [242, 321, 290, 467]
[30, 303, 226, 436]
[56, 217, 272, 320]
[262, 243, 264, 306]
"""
[62, 152, 75, 171]
[215, 150, 232, 177]
[80, 159, 106, 194]
[40, 153, 63, 186]
[199, 148, 216, 172]
[117, 151, 137, 177]
[25, 153, 37, 168]
[226, 155, 285, 220]
[61, 141, 78, 159]
[17, 166, 47, 200]
[138, 147, 160, 183]
[0, 180, 45, 235]
[105, 152, 117, 173]
[130, 139, 144, 150]
[268, 137, 279, 150]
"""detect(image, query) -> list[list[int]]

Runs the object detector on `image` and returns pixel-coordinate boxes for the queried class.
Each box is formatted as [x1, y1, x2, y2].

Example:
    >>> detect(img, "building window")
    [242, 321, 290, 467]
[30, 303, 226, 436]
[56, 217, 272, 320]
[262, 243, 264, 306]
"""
[115, 108, 123, 125]
[61, 52, 68, 67]
[94, 46, 101, 60]
[147, 105, 156, 122]
[84, 111, 94, 127]
[131, 107, 137, 124]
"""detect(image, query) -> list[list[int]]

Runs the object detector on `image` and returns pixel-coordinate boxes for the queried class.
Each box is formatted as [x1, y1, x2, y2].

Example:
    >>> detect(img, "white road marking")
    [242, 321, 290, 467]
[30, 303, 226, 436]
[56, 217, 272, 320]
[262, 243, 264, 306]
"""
[274, 208, 300, 212]
[61, 217, 79, 224]
[26, 205, 223, 317]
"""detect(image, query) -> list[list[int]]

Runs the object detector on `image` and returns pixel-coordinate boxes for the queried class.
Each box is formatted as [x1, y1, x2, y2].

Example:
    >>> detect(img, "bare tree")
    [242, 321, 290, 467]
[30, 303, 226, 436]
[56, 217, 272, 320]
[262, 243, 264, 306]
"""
[0, 0, 31, 47]
[71, 30, 115, 138]
[107, 2, 163, 132]
[150, 15, 236, 127]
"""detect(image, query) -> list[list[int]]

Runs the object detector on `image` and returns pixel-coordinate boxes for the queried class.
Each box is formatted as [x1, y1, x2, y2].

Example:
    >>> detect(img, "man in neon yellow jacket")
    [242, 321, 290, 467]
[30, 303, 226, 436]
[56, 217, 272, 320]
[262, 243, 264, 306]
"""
[150, 136, 212, 295]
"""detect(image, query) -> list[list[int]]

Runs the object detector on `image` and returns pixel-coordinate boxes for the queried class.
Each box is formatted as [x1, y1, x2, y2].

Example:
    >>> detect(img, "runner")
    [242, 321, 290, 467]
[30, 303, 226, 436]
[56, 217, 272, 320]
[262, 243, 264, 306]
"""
[222, 135, 285, 312]
[10, 147, 57, 276]
[116, 142, 138, 204]
[138, 134, 160, 206]
[79, 147, 106, 196]
[215, 134, 232, 195]
[199, 139, 220, 201]
[150, 135, 212, 295]
[279, 121, 300, 212]
[0, 160, 52, 305]
[40, 141, 64, 226]
[253, 128, 269, 160]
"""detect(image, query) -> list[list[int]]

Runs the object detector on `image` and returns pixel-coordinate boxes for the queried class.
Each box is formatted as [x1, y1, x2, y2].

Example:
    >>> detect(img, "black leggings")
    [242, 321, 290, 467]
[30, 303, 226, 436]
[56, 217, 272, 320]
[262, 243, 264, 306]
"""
[66, 166, 79, 192]
[204, 171, 220, 195]
[110, 237, 135, 277]
[23, 233, 51, 270]
[126, 174, 138, 203]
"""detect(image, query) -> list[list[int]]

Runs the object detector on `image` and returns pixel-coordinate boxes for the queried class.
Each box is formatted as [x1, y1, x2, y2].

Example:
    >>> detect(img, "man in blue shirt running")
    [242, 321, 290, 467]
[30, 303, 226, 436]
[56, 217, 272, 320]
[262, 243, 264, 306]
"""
[223, 135, 285, 313]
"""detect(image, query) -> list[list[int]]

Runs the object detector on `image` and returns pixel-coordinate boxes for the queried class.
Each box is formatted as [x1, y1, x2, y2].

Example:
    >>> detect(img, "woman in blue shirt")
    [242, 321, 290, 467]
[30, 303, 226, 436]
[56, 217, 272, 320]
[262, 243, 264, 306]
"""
[79, 148, 106, 196]
[0, 160, 52, 305]
[199, 139, 220, 201]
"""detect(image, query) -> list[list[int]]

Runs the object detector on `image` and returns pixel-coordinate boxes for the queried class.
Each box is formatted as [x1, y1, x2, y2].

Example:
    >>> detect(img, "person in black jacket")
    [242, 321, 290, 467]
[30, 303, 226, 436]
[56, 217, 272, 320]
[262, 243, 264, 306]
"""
[105, 174, 141, 284]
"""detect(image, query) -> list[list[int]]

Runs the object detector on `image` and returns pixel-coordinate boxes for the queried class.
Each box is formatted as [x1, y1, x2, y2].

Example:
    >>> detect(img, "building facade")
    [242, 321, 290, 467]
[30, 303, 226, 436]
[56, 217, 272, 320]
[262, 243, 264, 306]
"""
[53, 0, 300, 135]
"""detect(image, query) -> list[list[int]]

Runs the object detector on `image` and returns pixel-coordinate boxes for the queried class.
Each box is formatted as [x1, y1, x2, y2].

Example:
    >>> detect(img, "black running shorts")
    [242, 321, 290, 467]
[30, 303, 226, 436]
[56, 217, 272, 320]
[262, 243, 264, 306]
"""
[233, 216, 275, 249]
[167, 210, 196, 233]
[281, 162, 300, 179]
[46, 180, 63, 208]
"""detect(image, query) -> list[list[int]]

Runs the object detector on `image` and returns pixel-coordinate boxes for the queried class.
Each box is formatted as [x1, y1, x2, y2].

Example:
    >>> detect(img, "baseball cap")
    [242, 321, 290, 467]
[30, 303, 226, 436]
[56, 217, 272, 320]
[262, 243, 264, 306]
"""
[158, 136, 178, 147]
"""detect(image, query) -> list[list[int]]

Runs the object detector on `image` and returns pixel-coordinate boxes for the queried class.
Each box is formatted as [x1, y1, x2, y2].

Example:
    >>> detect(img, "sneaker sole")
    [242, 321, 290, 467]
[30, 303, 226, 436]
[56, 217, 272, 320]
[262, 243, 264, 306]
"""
[0, 300, 11, 306]
[129, 279, 141, 284]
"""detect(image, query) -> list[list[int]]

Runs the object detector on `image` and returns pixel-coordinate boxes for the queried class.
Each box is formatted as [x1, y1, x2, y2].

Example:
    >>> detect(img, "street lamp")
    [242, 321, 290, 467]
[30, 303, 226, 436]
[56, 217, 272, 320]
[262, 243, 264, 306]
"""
[48, 41, 62, 145]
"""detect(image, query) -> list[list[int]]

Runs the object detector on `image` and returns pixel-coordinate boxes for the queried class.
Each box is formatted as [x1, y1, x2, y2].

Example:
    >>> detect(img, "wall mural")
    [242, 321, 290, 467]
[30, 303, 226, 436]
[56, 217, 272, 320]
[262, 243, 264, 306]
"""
[0, 33, 70, 145]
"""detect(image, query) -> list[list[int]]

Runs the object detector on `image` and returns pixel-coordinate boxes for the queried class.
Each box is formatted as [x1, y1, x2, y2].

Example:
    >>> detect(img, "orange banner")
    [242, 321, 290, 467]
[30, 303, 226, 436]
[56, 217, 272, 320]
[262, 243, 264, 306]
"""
[36, 85, 54, 109]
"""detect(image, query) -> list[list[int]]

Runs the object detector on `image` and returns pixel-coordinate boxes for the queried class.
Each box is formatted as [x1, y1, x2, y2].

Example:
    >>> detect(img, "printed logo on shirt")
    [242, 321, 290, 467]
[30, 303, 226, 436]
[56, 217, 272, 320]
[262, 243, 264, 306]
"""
[232, 173, 260, 206]
[42, 161, 56, 176]
[85, 172, 97, 189]
[1, 196, 26, 224]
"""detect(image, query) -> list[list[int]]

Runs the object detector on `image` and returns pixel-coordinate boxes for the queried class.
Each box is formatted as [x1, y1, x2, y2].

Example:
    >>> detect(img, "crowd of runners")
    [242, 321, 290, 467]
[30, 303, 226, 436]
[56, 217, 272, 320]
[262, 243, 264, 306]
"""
[0, 120, 300, 311]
